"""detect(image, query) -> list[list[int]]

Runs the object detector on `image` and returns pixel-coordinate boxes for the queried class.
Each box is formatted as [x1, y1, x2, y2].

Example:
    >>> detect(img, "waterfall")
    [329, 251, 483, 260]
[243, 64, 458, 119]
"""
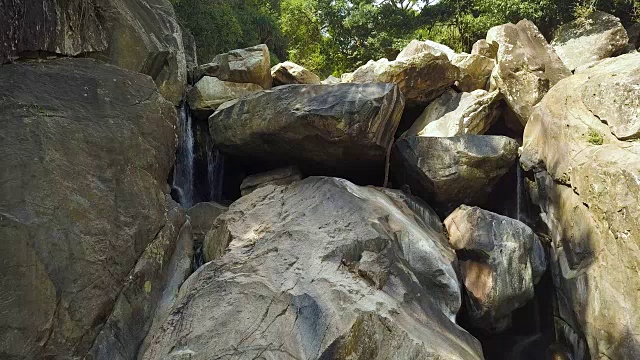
[208, 148, 225, 202]
[516, 163, 523, 222]
[172, 103, 195, 208]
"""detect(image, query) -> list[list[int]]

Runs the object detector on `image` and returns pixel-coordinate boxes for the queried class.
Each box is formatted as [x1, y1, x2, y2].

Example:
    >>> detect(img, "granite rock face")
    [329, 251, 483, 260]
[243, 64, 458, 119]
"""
[0, 58, 178, 358]
[487, 20, 571, 125]
[0, 0, 188, 104]
[551, 11, 629, 71]
[521, 53, 640, 359]
[141, 177, 484, 360]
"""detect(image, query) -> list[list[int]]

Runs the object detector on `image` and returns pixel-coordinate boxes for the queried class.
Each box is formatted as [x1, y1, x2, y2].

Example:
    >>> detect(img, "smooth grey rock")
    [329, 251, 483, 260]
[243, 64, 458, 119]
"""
[0, 58, 177, 358]
[404, 89, 502, 137]
[394, 135, 518, 212]
[552, 11, 629, 71]
[209, 83, 404, 179]
[487, 20, 571, 125]
[194, 44, 272, 89]
[240, 166, 303, 196]
[521, 52, 640, 359]
[141, 177, 483, 360]
[271, 61, 321, 86]
[445, 205, 546, 332]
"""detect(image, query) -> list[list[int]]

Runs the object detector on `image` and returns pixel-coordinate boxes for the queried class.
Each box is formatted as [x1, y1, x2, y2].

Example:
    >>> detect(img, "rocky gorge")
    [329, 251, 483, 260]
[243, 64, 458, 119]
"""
[1, 2, 639, 360]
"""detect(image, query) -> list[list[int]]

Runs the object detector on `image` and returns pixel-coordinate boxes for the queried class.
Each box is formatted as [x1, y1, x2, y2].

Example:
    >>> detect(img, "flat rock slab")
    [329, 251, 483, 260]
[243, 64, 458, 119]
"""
[209, 83, 404, 179]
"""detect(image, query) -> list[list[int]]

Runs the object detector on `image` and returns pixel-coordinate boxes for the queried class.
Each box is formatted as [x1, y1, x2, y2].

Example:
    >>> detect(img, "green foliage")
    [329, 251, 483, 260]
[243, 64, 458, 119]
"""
[587, 129, 604, 145]
[171, 0, 285, 62]
[171, 0, 638, 76]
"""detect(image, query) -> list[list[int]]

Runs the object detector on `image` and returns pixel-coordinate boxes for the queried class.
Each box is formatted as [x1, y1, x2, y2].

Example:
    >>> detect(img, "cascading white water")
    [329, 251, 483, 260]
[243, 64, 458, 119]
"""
[172, 103, 195, 208]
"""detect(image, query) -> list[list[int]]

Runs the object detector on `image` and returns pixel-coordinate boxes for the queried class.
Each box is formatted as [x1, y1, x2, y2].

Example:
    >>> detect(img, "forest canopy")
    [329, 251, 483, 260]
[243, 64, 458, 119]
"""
[170, 0, 640, 76]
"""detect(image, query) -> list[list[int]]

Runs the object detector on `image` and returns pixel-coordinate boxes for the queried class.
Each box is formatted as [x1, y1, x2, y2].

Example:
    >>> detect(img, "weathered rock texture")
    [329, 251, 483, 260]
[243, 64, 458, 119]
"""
[445, 206, 546, 332]
[394, 135, 518, 212]
[186, 202, 228, 243]
[240, 166, 303, 196]
[404, 89, 502, 138]
[209, 83, 404, 178]
[344, 52, 460, 106]
[141, 177, 483, 360]
[271, 61, 321, 86]
[88, 198, 193, 360]
[472, 39, 497, 59]
[551, 11, 629, 71]
[520, 53, 640, 359]
[0, 0, 188, 104]
[0, 58, 178, 358]
[487, 20, 571, 125]
[452, 53, 495, 92]
[187, 77, 262, 113]
[195, 44, 272, 89]
[396, 39, 456, 61]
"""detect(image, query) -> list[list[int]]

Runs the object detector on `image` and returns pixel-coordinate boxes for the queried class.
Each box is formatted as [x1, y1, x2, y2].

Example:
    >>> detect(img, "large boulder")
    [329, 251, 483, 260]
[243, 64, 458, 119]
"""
[0, 58, 179, 358]
[452, 53, 495, 92]
[194, 44, 272, 89]
[0, 0, 188, 105]
[271, 61, 321, 86]
[140, 177, 483, 360]
[209, 83, 405, 180]
[472, 39, 497, 59]
[88, 198, 193, 360]
[393, 135, 518, 212]
[344, 52, 460, 106]
[520, 53, 640, 359]
[187, 76, 262, 115]
[240, 166, 303, 196]
[487, 20, 571, 125]
[396, 39, 456, 61]
[551, 11, 629, 72]
[404, 89, 502, 138]
[445, 205, 547, 332]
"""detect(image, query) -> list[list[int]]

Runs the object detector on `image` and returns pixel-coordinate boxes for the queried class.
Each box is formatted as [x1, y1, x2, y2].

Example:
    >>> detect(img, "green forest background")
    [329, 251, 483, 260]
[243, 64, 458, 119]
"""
[170, 0, 640, 77]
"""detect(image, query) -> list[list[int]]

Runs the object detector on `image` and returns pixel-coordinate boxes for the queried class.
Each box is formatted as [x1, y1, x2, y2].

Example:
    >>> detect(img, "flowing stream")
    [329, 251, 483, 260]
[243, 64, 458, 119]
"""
[172, 103, 195, 207]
